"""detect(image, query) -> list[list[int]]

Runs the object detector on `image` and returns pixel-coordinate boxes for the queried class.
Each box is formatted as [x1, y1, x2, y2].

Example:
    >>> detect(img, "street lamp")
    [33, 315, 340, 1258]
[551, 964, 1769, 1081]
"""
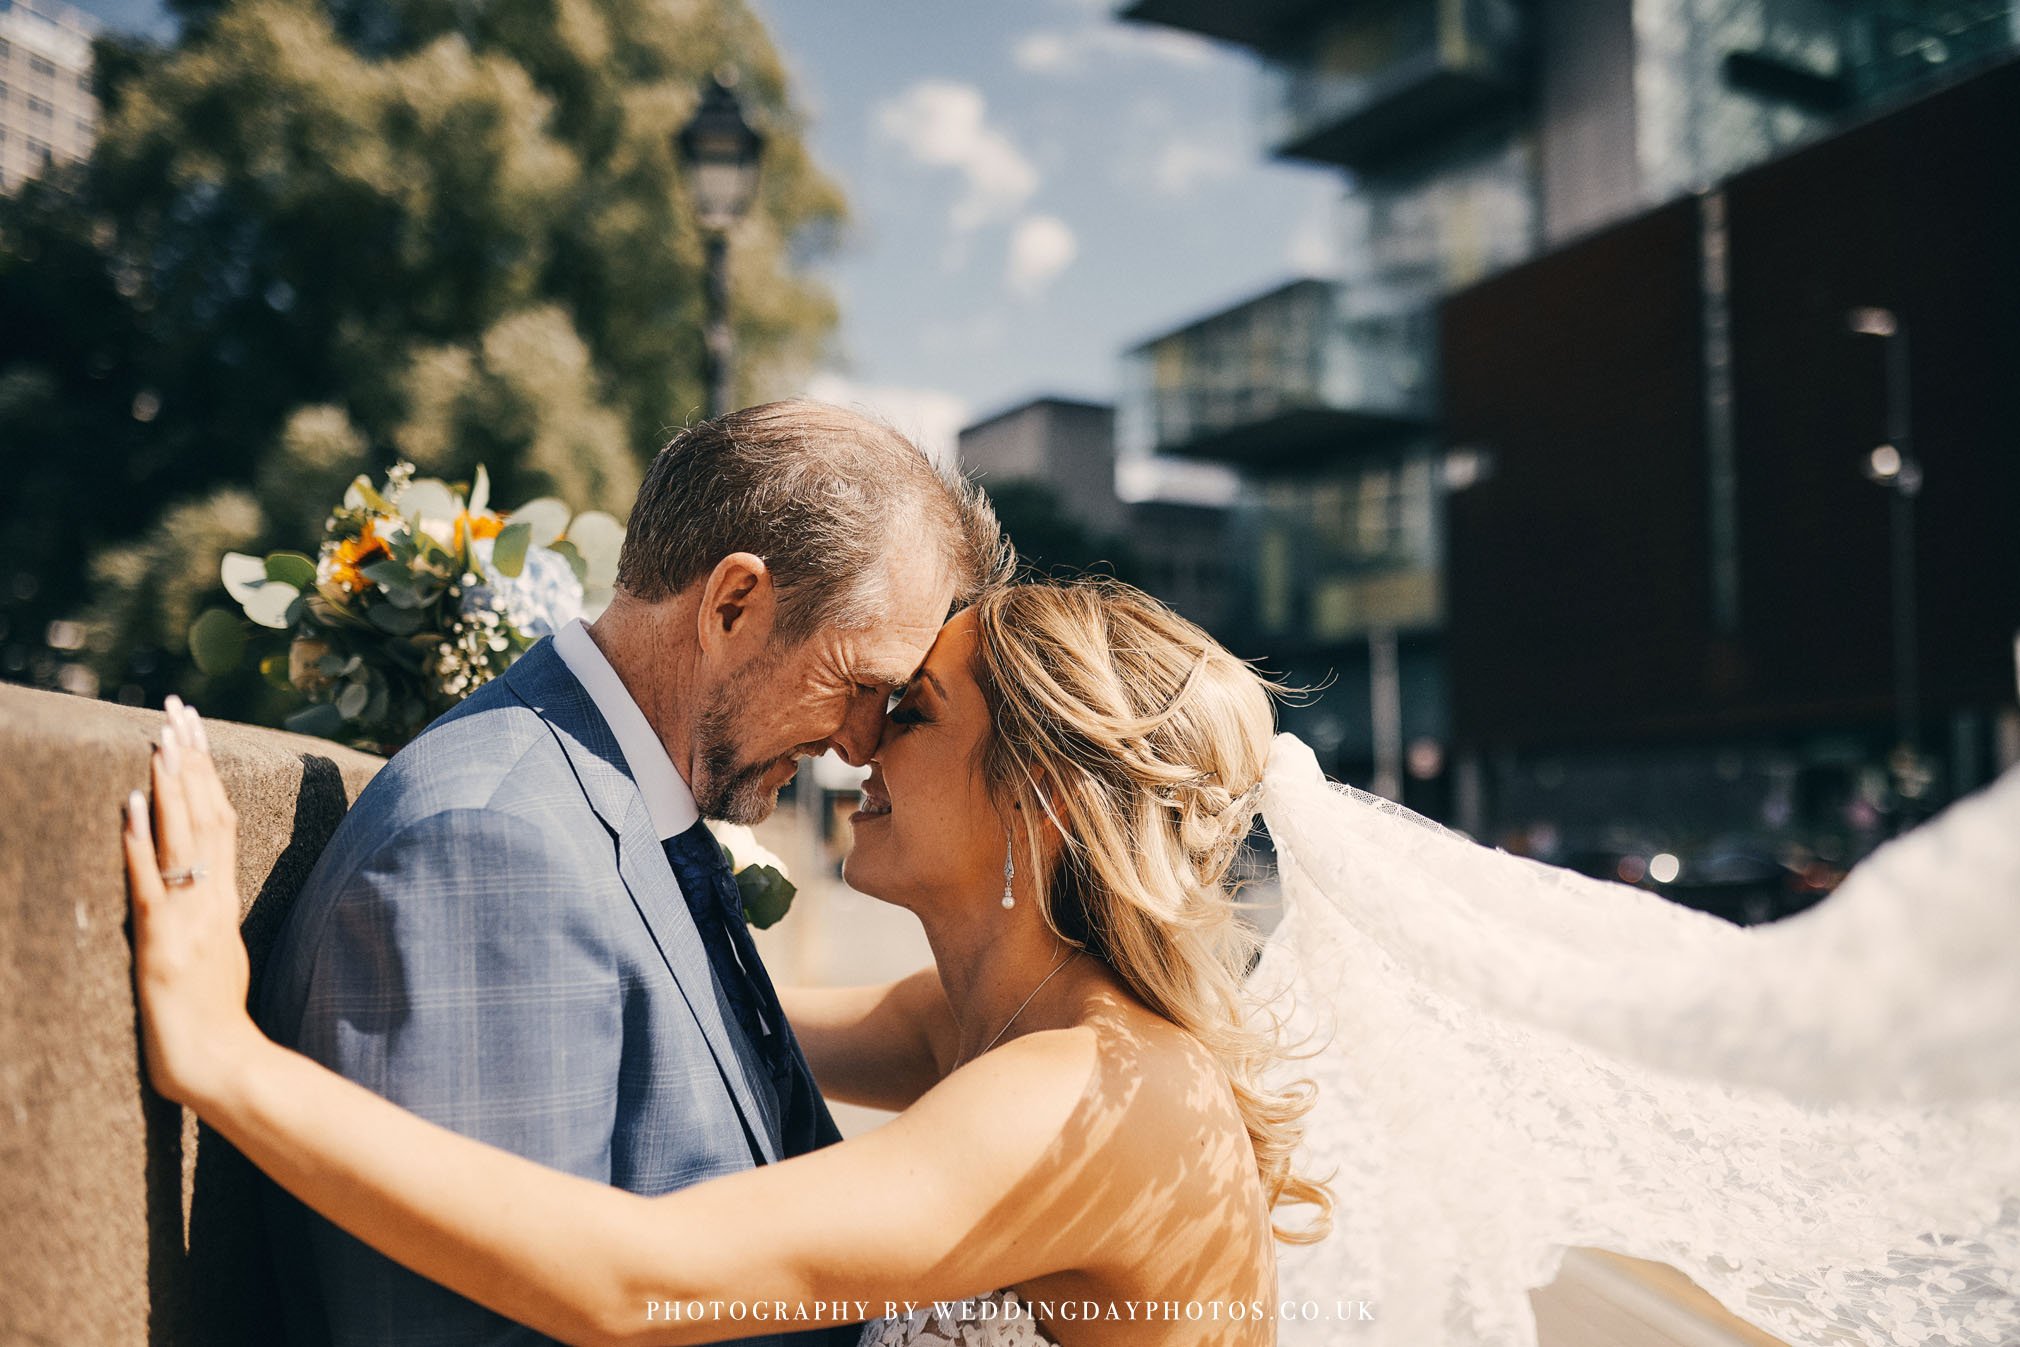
[1847, 305, 1928, 816]
[678, 72, 766, 419]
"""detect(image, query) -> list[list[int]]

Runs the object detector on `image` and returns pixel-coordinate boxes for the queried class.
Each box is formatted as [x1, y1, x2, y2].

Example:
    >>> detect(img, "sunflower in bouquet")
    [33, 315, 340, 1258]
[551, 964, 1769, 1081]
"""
[194, 463, 623, 755]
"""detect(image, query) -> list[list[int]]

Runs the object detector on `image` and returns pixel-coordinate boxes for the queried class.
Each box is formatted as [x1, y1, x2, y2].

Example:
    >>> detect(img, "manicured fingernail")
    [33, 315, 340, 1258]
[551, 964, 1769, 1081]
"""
[128, 789, 144, 822]
[191, 713, 209, 752]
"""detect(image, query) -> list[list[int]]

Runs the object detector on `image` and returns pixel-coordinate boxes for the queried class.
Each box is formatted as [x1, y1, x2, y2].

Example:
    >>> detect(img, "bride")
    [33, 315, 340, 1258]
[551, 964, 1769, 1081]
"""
[128, 581, 1326, 1347]
[126, 580, 2020, 1347]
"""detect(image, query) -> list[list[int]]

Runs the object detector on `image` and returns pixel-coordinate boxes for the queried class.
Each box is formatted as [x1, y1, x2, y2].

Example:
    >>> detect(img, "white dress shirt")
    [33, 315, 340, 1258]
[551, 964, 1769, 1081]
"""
[553, 618, 699, 842]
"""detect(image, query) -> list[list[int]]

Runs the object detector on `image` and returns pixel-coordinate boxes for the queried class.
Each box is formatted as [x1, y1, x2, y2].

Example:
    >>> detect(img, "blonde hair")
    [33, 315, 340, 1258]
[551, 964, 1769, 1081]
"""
[971, 579, 1333, 1244]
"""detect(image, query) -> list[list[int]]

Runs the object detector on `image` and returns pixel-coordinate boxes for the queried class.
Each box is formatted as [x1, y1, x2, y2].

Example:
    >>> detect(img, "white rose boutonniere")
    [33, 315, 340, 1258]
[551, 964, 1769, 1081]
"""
[707, 823, 798, 929]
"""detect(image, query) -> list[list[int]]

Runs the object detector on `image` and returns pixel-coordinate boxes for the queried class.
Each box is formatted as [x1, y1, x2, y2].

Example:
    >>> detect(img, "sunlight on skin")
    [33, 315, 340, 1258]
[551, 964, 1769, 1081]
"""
[126, 655, 1276, 1346]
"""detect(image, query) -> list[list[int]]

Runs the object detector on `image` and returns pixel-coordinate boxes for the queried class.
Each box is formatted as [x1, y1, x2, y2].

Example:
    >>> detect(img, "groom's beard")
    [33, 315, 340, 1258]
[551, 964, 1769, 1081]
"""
[694, 670, 790, 825]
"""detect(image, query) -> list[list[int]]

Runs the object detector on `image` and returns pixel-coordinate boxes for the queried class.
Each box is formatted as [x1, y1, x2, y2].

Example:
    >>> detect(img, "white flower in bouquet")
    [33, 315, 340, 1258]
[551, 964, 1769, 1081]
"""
[462, 535, 585, 639]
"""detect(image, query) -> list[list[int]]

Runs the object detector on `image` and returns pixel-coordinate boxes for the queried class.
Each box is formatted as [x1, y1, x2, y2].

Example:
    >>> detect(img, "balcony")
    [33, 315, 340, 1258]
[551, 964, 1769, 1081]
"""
[1261, 0, 1527, 170]
[1851, 0, 2018, 102]
[1115, 0, 1333, 53]
[1120, 279, 1435, 469]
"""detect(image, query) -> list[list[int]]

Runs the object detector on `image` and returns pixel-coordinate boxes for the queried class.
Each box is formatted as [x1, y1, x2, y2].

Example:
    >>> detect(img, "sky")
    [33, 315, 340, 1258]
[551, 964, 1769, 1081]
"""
[62, 0, 1346, 466]
[748, 0, 1345, 464]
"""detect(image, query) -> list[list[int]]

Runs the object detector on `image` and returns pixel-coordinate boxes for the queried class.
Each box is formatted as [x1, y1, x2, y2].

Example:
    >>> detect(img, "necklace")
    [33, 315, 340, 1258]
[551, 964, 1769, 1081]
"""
[976, 948, 1082, 1059]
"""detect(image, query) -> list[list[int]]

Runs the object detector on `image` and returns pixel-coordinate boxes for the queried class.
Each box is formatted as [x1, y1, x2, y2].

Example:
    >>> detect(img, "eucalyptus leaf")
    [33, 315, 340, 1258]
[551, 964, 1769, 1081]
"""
[265, 551, 317, 589]
[564, 511, 625, 588]
[492, 520, 533, 577]
[506, 497, 570, 546]
[547, 539, 590, 584]
[367, 604, 425, 635]
[381, 582, 428, 610]
[220, 552, 269, 607]
[336, 681, 370, 720]
[187, 608, 246, 675]
[361, 560, 416, 592]
[285, 703, 347, 739]
[243, 581, 300, 630]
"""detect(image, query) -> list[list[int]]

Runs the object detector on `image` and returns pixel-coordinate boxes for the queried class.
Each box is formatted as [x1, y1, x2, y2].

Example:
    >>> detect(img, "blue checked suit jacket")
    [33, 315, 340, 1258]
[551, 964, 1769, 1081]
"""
[255, 638, 857, 1347]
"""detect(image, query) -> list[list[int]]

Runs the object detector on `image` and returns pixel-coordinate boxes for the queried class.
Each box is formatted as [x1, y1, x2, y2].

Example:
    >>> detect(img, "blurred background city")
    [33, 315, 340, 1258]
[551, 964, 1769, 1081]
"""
[4, 0, 2016, 1018]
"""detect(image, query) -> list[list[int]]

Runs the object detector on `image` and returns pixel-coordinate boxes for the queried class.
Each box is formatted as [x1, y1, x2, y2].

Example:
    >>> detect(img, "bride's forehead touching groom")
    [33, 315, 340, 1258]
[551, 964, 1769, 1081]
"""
[597, 400, 1005, 823]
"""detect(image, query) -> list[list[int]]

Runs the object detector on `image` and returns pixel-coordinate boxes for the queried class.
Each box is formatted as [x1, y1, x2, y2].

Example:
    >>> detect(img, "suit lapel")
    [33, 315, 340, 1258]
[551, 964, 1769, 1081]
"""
[503, 642, 781, 1166]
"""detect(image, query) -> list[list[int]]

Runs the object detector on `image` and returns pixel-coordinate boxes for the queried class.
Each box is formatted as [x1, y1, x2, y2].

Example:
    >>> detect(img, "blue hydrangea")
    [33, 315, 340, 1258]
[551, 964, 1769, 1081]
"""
[462, 537, 585, 639]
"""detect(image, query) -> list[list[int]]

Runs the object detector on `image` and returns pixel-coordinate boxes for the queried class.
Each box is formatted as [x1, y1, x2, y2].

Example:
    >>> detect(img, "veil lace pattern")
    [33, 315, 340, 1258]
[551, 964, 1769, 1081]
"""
[1251, 733, 2020, 1347]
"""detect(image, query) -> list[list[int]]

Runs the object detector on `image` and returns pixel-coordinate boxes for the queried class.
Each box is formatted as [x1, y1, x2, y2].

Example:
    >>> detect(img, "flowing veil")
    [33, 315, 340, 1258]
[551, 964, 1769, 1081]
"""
[1249, 732, 2020, 1346]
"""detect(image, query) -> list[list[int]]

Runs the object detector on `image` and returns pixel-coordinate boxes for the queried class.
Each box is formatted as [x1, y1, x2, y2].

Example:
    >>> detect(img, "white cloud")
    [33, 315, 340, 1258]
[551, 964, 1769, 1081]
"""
[801, 373, 973, 467]
[1012, 22, 1217, 75]
[875, 80, 1038, 232]
[1006, 214, 1078, 298]
[1150, 134, 1243, 197]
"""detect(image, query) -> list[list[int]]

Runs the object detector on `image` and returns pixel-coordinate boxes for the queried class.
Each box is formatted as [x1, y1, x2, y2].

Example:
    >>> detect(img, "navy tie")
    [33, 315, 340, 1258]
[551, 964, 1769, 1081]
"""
[661, 821, 838, 1164]
[662, 821, 787, 1087]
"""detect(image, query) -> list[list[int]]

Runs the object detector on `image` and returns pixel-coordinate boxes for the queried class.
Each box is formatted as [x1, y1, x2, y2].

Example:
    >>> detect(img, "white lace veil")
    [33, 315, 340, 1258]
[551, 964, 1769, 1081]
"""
[1250, 732, 2020, 1346]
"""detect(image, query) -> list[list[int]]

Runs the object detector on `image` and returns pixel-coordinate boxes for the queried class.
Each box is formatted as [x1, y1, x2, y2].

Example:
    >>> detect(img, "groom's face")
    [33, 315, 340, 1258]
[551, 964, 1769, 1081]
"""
[691, 551, 955, 825]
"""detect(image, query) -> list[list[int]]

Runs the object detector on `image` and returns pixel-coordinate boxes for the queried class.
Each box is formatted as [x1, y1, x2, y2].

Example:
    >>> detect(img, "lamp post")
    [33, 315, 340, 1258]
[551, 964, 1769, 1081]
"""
[678, 73, 765, 419]
[1847, 306, 1929, 818]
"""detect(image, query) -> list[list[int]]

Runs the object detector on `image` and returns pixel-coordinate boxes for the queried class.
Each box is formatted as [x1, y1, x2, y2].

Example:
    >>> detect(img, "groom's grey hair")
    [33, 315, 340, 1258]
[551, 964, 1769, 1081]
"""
[615, 399, 1012, 644]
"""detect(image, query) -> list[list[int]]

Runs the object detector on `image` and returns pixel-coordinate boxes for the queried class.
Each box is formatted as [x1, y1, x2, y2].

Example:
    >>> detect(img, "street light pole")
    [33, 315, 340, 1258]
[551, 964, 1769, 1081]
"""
[703, 231, 733, 420]
[678, 73, 766, 420]
[1848, 306, 1927, 819]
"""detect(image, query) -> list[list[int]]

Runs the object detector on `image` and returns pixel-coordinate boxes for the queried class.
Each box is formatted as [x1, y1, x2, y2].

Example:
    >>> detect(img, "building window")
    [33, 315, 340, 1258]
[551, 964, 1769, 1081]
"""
[0, 37, 12, 60]
[29, 55, 58, 78]
[0, 82, 9, 101]
[28, 94, 52, 117]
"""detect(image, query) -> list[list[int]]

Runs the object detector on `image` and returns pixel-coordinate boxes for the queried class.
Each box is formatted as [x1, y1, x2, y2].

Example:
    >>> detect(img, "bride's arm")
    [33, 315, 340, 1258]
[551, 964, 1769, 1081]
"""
[128, 703, 1127, 1347]
[778, 972, 955, 1110]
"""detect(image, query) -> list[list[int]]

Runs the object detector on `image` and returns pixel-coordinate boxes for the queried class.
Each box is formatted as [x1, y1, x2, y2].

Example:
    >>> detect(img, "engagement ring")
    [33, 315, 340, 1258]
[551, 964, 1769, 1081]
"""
[160, 865, 208, 888]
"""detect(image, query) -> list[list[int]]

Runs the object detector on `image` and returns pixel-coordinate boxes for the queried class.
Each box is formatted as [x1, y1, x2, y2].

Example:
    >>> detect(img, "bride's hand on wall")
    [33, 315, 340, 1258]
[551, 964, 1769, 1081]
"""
[123, 696, 261, 1109]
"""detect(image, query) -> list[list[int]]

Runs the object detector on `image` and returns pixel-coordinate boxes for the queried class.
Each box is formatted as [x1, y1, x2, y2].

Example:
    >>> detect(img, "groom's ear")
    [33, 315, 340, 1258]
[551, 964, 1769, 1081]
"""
[695, 552, 777, 658]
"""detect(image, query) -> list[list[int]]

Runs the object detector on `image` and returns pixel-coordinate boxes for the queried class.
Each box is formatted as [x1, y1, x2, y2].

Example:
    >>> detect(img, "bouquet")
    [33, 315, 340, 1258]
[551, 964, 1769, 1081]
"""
[193, 462, 623, 755]
[192, 462, 796, 925]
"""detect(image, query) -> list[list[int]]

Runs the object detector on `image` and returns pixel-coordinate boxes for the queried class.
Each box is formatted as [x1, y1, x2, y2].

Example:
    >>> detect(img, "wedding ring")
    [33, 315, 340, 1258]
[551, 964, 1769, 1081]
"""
[160, 865, 207, 888]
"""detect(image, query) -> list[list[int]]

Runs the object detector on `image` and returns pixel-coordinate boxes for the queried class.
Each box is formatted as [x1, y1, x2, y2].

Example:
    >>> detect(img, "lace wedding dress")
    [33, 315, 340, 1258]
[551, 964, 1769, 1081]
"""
[857, 1289, 1059, 1347]
[1253, 733, 2020, 1347]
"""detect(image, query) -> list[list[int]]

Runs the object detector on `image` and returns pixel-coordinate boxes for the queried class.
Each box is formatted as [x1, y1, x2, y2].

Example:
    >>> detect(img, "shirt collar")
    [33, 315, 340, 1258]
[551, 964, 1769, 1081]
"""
[552, 618, 700, 841]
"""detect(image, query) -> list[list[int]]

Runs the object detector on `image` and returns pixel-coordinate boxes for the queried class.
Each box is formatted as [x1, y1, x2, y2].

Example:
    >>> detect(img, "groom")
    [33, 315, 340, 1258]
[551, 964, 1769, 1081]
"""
[255, 401, 1007, 1347]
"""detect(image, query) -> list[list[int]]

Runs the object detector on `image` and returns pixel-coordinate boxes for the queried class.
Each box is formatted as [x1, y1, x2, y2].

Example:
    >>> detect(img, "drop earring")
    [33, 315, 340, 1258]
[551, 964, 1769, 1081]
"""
[1001, 839, 1016, 909]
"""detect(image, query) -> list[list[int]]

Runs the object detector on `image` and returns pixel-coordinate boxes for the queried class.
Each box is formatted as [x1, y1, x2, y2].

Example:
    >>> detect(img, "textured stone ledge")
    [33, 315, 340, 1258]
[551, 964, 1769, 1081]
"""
[0, 681, 382, 1347]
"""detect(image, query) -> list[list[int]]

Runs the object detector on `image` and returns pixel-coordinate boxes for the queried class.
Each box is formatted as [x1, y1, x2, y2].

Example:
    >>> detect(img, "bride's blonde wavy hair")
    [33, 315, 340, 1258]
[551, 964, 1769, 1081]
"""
[970, 579, 1333, 1244]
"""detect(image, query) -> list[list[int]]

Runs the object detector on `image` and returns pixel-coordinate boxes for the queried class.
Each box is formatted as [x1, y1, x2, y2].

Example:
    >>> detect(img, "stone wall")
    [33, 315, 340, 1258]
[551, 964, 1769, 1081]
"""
[0, 682, 382, 1347]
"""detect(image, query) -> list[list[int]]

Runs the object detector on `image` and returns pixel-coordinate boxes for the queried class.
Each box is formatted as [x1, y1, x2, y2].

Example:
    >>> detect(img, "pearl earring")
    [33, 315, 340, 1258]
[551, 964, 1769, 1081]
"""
[1001, 840, 1016, 909]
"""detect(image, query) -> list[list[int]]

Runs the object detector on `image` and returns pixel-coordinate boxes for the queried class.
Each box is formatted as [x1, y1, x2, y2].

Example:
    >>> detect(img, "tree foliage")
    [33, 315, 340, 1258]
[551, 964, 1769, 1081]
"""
[0, 0, 842, 709]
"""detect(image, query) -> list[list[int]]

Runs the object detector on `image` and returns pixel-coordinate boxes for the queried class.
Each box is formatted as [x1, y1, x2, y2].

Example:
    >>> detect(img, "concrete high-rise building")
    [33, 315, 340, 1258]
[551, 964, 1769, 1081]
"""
[958, 398, 1129, 539]
[0, 0, 98, 194]
[1116, 0, 2018, 900]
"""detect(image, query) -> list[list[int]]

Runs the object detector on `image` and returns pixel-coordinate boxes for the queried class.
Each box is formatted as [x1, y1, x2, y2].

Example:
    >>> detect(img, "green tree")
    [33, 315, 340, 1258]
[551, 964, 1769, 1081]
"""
[0, 0, 842, 710]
